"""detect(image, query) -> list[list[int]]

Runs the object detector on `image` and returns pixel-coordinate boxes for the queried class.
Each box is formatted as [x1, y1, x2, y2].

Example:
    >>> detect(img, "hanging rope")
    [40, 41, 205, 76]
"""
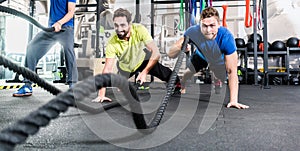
[222, 5, 228, 28]
[208, 0, 213, 7]
[190, 0, 197, 26]
[222, 5, 228, 27]
[245, 0, 252, 28]
[200, 0, 206, 13]
[257, 0, 263, 30]
[178, 0, 185, 31]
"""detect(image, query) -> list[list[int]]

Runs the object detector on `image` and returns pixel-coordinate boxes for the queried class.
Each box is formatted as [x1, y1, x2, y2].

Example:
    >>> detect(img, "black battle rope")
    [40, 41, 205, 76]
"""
[147, 36, 189, 128]
[0, 55, 61, 95]
[0, 5, 54, 32]
[0, 55, 122, 114]
[0, 37, 189, 150]
[0, 73, 147, 151]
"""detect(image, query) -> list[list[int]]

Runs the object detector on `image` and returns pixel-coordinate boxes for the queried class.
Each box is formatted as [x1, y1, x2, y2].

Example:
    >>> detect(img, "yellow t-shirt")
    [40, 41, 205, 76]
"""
[105, 23, 153, 72]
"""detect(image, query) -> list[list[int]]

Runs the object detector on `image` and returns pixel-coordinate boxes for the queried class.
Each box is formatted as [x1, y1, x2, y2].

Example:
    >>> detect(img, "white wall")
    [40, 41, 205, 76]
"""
[267, 0, 300, 42]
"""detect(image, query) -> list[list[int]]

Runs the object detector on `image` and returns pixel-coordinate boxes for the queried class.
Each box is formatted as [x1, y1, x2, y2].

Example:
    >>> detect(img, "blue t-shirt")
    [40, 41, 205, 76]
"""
[184, 25, 236, 65]
[48, 0, 76, 27]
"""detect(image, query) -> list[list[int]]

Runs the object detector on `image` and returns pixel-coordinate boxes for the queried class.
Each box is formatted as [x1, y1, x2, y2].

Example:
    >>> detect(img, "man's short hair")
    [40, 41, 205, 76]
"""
[113, 8, 132, 23]
[200, 7, 220, 22]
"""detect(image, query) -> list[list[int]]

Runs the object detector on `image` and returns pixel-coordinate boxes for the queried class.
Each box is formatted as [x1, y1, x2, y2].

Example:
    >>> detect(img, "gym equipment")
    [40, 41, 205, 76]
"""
[248, 33, 262, 43]
[286, 37, 299, 47]
[246, 42, 257, 52]
[258, 41, 270, 52]
[270, 40, 286, 51]
[235, 38, 246, 48]
[0, 5, 55, 32]
[222, 5, 228, 28]
[245, 0, 253, 28]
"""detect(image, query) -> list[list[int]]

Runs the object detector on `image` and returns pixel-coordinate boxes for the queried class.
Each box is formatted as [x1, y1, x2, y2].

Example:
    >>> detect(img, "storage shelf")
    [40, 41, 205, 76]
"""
[240, 47, 293, 85]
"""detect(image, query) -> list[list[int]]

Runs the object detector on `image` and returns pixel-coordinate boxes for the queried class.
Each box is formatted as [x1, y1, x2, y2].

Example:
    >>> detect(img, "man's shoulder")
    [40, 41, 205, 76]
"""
[107, 34, 119, 44]
[131, 23, 148, 31]
[218, 26, 233, 36]
[69, 0, 76, 2]
[68, 0, 76, 3]
[186, 25, 200, 32]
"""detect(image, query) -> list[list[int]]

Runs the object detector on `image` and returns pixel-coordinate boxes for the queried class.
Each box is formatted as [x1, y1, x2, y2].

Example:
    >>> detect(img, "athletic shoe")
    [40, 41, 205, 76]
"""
[12, 85, 33, 97]
[135, 81, 150, 90]
[171, 82, 182, 96]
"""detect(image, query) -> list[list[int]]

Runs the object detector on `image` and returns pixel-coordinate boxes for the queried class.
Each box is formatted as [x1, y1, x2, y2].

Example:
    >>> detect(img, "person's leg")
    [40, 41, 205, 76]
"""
[181, 53, 208, 94]
[210, 64, 227, 82]
[57, 27, 78, 87]
[25, 31, 57, 80]
[136, 60, 182, 95]
[138, 60, 179, 84]
[13, 31, 56, 97]
[209, 64, 227, 94]
[180, 69, 195, 94]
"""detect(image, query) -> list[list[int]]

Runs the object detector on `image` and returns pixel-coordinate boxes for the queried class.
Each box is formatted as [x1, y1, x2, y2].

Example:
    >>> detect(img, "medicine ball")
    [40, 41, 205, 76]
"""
[286, 37, 299, 47]
[246, 42, 259, 52]
[271, 40, 286, 51]
[235, 38, 246, 48]
[248, 33, 262, 43]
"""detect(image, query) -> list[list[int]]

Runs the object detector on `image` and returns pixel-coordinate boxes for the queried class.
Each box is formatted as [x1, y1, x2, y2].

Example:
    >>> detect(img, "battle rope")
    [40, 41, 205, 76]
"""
[0, 47, 187, 149]
[0, 55, 122, 114]
[0, 55, 60, 95]
[147, 36, 189, 128]
[0, 5, 54, 32]
[0, 73, 147, 151]
[0, 5, 112, 113]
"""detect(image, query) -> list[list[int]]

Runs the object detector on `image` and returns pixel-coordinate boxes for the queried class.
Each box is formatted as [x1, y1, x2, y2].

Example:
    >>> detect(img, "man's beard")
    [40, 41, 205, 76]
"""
[116, 30, 129, 40]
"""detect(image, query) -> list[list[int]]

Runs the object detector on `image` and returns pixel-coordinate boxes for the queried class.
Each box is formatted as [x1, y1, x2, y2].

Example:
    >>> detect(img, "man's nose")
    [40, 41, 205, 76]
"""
[207, 26, 213, 32]
[115, 26, 121, 31]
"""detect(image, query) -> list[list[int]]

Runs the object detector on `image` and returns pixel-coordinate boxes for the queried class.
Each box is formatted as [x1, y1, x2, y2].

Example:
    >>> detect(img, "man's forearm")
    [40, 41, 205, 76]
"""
[228, 73, 239, 103]
[143, 53, 160, 73]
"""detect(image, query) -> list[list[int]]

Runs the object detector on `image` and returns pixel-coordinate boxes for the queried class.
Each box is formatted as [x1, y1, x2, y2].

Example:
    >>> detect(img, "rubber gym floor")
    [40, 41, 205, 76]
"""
[0, 81, 299, 151]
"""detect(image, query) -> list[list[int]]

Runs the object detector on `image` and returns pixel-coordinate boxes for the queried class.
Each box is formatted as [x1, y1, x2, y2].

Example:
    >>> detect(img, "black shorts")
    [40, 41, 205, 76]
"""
[187, 53, 227, 81]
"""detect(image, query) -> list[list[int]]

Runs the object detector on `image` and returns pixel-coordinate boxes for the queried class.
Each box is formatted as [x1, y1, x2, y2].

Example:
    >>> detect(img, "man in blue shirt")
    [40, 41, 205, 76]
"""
[13, 0, 78, 97]
[168, 7, 249, 109]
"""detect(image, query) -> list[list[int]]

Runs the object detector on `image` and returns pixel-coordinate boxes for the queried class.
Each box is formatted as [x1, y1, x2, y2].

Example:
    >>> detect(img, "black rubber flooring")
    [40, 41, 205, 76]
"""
[0, 82, 299, 151]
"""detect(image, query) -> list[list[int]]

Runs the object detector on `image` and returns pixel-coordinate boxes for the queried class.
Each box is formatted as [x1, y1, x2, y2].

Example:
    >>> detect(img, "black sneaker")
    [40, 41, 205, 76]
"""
[171, 82, 182, 96]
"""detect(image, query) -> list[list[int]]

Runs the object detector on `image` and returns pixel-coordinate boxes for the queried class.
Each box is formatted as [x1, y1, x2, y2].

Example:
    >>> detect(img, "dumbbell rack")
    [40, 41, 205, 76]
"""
[239, 47, 290, 85]
[288, 47, 300, 77]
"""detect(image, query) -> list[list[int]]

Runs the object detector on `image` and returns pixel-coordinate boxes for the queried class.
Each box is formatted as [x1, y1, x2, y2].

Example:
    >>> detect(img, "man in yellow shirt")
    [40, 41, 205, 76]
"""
[93, 8, 181, 103]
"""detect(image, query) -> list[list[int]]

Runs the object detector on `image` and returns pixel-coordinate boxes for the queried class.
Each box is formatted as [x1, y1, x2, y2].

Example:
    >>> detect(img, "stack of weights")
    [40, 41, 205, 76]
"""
[246, 33, 262, 52]
[235, 38, 246, 84]
[286, 37, 300, 85]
